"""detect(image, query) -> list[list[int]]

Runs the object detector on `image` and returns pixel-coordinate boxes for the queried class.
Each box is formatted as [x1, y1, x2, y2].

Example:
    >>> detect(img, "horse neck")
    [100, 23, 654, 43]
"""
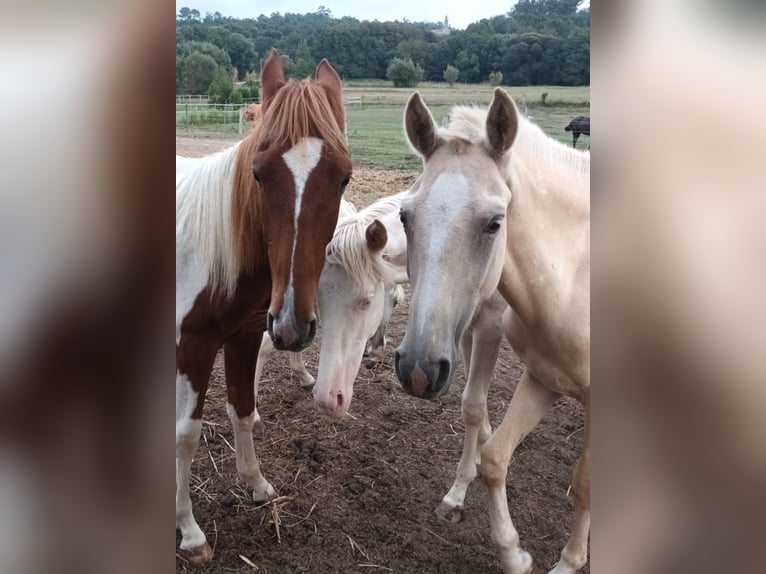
[498, 140, 590, 324]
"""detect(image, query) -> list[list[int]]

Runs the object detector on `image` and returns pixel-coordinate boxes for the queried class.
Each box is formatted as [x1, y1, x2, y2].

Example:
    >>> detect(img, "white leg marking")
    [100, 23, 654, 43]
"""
[280, 137, 324, 318]
[176, 373, 207, 551]
[253, 332, 278, 430]
[226, 402, 276, 502]
[289, 351, 315, 387]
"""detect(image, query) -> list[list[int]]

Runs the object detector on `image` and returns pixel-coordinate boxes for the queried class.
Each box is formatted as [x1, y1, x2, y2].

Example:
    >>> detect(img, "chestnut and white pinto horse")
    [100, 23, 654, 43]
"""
[395, 90, 590, 573]
[176, 50, 351, 564]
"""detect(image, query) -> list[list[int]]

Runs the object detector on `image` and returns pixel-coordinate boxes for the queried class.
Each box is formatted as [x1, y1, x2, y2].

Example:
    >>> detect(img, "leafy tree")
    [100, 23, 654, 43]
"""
[443, 65, 459, 86]
[224, 32, 256, 80]
[489, 71, 503, 86]
[176, 41, 233, 73]
[386, 58, 423, 88]
[177, 52, 219, 94]
[176, 3, 590, 86]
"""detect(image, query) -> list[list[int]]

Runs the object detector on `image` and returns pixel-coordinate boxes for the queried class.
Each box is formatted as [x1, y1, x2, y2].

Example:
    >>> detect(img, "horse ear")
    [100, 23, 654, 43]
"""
[315, 58, 345, 132]
[260, 49, 286, 109]
[365, 219, 388, 253]
[486, 88, 518, 158]
[316, 59, 342, 97]
[405, 92, 437, 158]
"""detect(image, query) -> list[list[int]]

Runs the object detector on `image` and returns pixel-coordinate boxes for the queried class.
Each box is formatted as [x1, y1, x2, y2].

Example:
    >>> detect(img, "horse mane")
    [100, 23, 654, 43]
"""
[325, 193, 405, 296]
[230, 77, 349, 293]
[176, 144, 245, 297]
[445, 105, 590, 180]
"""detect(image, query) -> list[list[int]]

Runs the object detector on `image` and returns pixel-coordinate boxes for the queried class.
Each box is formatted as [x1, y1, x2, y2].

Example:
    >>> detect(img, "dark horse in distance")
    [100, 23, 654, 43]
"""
[564, 116, 590, 148]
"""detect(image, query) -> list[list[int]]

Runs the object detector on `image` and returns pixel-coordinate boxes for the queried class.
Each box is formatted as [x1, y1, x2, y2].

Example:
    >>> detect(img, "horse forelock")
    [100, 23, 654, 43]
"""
[327, 215, 396, 296]
[256, 79, 348, 156]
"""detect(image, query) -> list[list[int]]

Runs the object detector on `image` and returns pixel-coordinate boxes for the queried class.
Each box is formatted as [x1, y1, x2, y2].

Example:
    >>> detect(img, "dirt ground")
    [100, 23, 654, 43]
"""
[176, 137, 588, 573]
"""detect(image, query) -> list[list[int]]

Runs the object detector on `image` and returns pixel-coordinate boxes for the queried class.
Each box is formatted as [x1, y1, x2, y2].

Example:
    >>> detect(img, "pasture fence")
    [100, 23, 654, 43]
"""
[176, 98, 362, 135]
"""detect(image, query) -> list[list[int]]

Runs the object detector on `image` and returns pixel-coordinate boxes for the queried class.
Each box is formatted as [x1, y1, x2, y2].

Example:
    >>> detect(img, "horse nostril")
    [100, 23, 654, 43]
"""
[394, 350, 403, 378]
[437, 359, 451, 386]
[335, 393, 344, 409]
[267, 312, 275, 334]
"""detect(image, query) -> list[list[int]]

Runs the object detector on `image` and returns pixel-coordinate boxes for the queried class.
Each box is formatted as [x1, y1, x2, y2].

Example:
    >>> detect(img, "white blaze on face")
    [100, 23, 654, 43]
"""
[279, 137, 324, 319]
[414, 172, 472, 337]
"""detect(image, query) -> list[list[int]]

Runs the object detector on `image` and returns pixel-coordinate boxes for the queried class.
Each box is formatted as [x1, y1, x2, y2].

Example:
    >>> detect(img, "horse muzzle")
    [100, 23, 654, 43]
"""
[394, 348, 452, 400]
[267, 312, 316, 352]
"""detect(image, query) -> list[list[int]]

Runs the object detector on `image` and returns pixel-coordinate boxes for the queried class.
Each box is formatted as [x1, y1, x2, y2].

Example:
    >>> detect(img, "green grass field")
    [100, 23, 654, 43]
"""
[177, 83, 590, 169]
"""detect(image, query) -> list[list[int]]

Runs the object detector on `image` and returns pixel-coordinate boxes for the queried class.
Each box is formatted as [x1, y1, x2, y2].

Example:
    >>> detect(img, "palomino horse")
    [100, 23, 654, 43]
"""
[312, 193, 408, 417]
[176, 49, 351, 564]
[396, 90, 590, 574]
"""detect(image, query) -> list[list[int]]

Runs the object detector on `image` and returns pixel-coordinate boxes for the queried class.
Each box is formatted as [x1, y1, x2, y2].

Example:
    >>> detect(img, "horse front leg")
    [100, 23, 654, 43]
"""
[176, 339, 218, 565]
[289, 351, 315, 388]
[225, 334, 277, 502]
[436, 299, 503, 523]
[481, 369, 558, 574]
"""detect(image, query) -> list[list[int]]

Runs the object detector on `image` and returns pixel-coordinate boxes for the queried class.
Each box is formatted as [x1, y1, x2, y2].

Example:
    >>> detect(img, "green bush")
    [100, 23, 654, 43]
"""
[443, 65, 459, 87]
[488, 71, 504, 87]
[386, 58, 424, 88]
[208, 73, 234, 104]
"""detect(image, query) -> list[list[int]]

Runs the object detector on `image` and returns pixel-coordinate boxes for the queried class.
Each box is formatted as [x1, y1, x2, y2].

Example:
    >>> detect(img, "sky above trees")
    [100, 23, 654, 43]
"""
[176, 0, 589, 31]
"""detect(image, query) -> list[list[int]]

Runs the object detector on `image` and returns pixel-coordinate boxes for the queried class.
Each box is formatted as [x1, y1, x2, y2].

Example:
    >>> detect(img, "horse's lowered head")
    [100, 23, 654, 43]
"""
[395, 89, 518, 399]
[251, 49, 352, 351]
[313, 218, 392, 418]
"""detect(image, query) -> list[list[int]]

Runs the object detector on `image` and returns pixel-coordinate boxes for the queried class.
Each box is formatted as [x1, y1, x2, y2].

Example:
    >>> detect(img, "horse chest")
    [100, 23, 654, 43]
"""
[179, 273, 272, 346]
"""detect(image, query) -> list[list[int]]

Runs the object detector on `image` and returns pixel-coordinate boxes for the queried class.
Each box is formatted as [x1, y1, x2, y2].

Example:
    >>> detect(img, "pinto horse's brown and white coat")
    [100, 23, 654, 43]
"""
[176, 49, 351, 564]
[396, 90, 589, 574]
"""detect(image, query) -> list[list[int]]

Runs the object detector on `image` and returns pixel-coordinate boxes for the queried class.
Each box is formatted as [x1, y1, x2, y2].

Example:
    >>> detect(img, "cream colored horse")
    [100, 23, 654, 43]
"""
[395, 89, 590, 574]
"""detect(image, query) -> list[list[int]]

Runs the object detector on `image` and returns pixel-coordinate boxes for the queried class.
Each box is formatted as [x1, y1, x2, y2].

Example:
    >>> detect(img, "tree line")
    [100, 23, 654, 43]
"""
[176, 0, 589, 95]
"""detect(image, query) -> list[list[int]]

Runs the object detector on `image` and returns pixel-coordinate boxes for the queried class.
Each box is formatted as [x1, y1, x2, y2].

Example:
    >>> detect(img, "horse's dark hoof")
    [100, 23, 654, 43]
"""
[435, 501, 464, 523]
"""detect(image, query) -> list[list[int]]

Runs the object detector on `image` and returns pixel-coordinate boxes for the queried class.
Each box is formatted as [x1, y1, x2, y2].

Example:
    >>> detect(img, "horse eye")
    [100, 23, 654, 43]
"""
[341, 175, 351, 187]
[358, 298, 371, 310]
[252, 171, 261, 184]
[485, 220, 502, 234]
[399, 211, 407, 228]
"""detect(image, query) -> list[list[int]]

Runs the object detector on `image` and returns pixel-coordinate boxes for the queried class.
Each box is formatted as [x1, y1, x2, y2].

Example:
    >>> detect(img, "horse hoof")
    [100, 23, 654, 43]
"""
[183, 542, 213, 565]
[253, 482, 277, 503]
[253, 417, 265, 433]
[298, 375, 315, 389]
[435, 501, 464, 524]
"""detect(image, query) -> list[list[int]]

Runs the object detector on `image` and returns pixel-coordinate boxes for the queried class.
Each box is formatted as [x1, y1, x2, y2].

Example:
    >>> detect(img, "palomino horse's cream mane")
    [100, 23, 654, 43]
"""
[325, 194, 403, 297]
[445, 105, 590, 184]
[176, 78, 348, 297]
